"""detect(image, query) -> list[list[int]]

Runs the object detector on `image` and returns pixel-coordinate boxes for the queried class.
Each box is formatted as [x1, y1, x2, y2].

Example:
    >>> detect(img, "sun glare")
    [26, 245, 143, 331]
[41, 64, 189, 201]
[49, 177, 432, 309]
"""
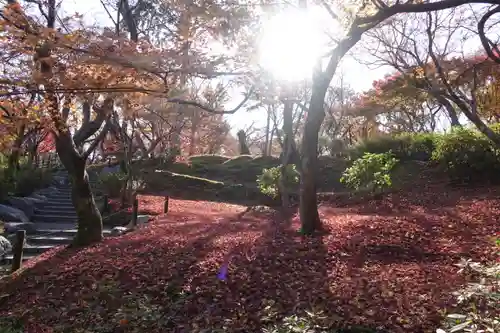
[259, 8, 326, 82]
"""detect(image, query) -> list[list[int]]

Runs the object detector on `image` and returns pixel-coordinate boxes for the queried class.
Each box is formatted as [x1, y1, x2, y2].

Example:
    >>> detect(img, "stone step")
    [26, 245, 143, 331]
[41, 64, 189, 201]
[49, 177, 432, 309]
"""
[46, 191, 71, 196]
[28, 235, 73, 245]
[37, 186, 66, 193]
[38, 205, 75, 211]
[32, 215, 78, 223]
[35, 228, 112, 237]
[23, 244, 60, 254]
[47, 198, 72, 203]
[51, 189, 72, 194]
[34, 209, 77, 216]
[44, 199, 73, 205]
[32, 222, 77, 230]
[2, 252, 38, 263]
[46, 193, 72, 199]
[42, 201, 74, 206]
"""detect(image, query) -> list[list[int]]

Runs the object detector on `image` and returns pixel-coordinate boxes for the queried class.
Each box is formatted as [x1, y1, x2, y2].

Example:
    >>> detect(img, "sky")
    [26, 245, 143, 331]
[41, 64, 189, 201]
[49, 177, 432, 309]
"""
[62, 0, 391, 131]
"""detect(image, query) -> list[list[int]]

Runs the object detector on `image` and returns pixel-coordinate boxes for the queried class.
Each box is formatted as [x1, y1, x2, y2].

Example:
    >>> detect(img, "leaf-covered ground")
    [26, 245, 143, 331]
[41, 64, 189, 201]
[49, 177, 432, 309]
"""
[0, 185, 498, 333]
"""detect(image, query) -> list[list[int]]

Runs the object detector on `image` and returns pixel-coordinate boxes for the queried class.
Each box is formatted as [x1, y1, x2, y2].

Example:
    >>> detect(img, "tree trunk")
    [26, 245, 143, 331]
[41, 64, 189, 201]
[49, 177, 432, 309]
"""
[449, 96, 500, 147]
[237, 130, 250, 155]
[7, 125, 25, 177]
[55, 134, 103, 246]
[436, 95, 461, 127]
[467, 111, 500, 146]
[279, 100, 294, 211]
[170, 11, 190, 157]
[26, 142, 38, 168]
[71, 159, 104, 246]
[299, 88, 326, 234]
[264, 107, 271, 157]
[189, 109, 199, 155]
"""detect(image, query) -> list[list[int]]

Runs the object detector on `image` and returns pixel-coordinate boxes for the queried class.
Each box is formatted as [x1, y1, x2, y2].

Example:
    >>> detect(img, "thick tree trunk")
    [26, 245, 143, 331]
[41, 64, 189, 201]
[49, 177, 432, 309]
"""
[55, 134, 103, 246]
[299, 88, 326, 234]
[71, 159, 104, 246]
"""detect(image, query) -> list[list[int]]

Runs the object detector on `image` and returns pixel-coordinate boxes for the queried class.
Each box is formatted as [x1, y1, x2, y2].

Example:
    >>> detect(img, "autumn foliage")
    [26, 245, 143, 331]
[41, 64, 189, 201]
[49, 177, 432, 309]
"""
[353, 54, 500, 124]
[0, 179, 498, 332]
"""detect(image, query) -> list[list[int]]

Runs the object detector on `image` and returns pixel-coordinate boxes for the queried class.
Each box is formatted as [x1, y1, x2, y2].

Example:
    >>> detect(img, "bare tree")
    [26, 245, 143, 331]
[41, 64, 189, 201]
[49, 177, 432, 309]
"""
[299, 0, 500, 234]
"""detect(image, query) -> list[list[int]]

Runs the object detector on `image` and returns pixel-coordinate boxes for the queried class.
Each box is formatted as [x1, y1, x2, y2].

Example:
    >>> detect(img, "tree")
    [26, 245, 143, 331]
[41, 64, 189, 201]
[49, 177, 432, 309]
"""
[357, 9, 500, 138]
[0, 0, 252, 246]
[236, 129, 250, 155]
[100, 0, 253, 156]
[299, 0, 500, 234]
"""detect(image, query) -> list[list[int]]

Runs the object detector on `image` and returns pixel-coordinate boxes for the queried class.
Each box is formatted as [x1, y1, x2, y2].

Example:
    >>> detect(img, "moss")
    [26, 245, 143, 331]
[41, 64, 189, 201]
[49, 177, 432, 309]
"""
[188, 154, 230, 166]
[222, 155, 253, 167]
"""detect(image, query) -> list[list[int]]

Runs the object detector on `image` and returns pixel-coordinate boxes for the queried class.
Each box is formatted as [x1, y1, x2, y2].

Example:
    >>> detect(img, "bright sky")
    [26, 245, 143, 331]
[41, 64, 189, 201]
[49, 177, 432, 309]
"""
[62, 0, 389, 131]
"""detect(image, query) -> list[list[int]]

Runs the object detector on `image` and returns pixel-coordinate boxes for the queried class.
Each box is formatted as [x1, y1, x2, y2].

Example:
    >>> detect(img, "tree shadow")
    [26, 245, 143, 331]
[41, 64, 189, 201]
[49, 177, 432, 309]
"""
[0, 192, 487, 332]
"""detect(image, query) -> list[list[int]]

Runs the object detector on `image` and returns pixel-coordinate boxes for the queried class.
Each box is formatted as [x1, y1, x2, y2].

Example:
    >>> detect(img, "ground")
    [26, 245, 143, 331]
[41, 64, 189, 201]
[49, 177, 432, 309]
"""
[0, 182, 498, 333]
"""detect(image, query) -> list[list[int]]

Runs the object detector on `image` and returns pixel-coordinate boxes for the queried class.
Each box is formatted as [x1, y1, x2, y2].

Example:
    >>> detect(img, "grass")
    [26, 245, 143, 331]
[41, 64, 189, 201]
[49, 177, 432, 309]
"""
[0, 180, 498, 333]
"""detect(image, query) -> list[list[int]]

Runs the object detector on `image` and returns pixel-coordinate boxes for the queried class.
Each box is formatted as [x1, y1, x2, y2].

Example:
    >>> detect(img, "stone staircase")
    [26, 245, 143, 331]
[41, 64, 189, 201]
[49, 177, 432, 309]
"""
[2, 170, 111, 263]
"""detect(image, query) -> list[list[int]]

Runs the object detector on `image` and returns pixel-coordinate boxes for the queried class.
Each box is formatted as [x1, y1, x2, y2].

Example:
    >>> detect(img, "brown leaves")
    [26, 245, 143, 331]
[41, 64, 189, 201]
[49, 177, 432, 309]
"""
[0, 186, 499, 332]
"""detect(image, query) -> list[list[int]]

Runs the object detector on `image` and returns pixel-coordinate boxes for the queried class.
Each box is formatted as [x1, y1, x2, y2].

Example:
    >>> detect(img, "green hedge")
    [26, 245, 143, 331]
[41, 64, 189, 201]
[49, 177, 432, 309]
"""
[432, 127, 500, 181]
[351, 133, 439, 161]
[350, 126, 500, 182]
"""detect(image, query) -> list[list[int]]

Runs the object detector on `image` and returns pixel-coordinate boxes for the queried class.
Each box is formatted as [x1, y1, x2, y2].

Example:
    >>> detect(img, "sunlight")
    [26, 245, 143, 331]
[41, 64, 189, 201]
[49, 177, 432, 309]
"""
[259, 7, 326, 82]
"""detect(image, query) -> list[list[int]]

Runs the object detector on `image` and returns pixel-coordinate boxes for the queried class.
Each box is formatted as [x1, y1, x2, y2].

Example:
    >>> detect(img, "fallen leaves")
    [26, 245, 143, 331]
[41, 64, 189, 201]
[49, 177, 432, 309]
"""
[0, 185, 498, 333]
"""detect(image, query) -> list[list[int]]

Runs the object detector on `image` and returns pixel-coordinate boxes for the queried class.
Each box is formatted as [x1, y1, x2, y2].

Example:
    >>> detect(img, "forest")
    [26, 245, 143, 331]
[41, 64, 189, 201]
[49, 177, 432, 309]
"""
[0, 0, 498, 332]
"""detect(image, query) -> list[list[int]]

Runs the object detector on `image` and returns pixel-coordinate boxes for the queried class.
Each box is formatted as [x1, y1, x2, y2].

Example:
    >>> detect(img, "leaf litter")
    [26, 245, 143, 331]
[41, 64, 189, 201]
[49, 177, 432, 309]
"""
[0, 186, 498, 333]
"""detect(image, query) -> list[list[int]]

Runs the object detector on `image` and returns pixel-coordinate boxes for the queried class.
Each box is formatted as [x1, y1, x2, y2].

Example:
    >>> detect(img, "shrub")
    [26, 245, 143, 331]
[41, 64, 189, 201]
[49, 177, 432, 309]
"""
[340, 152, 399, 191]
[257, 164, 299, 199]
[13, 168, 53, 196]
[351, 135, 410, 160]
[0, 167, 53, 200]
[432, 127, 500, 181]
[351, 133, 439, 161]
[437, 247, 499, 333]
[98, 172, 127, 197]
[0, 171, 14, 202]
[404, 132, 439, 160]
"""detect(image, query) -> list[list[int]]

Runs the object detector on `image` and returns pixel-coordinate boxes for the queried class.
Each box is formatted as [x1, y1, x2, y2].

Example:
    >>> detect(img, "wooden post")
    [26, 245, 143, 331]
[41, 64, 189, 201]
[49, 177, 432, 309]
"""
[164, 196, 169, 213]
[103, 195, 108, 214]
[132, 198, 138, 227]
[11, 230, 25, 273]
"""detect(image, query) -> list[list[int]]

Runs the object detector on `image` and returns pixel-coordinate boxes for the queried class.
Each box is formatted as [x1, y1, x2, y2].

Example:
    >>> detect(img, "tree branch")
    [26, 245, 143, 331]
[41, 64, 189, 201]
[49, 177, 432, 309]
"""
[82, 120, 111, 160]
[167, 87, 254, 114]
[478, 5, 500, 64]
[73, 98, 112, 146]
